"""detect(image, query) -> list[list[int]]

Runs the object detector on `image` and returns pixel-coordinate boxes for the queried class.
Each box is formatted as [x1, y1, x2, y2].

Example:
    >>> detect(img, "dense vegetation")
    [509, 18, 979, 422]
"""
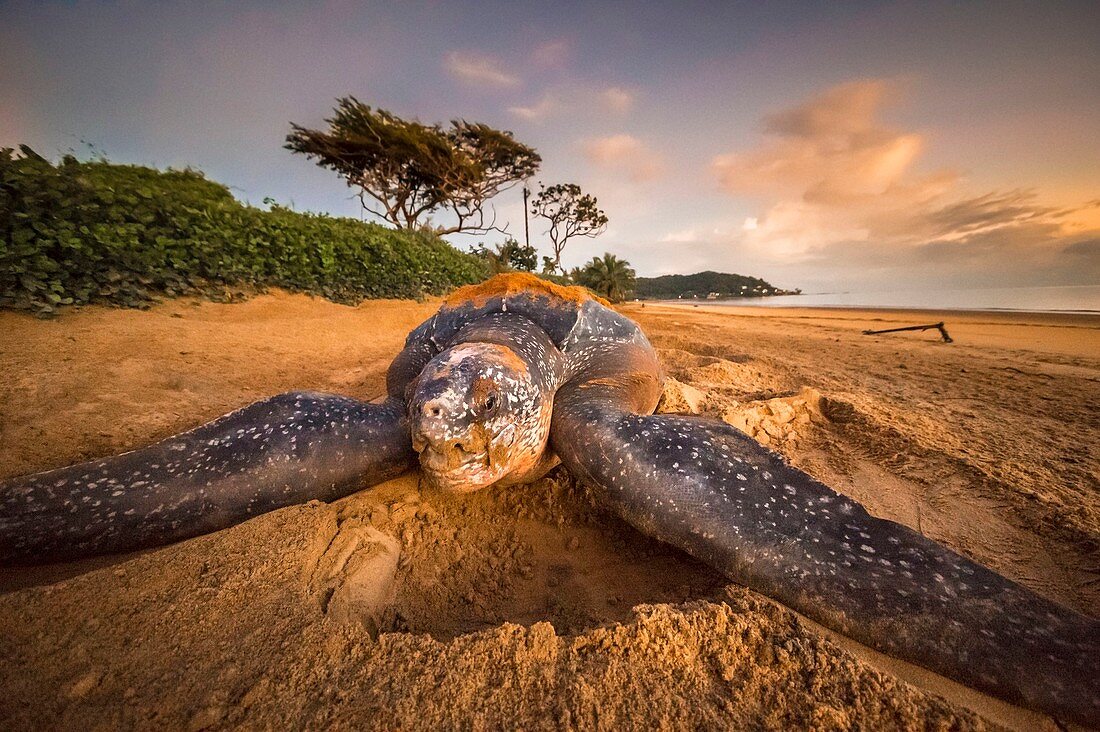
[0, 147, 487, 314]
[469, 239, 539, 275]
[572, 253, 634, 303]
[634, 270, 786, 300]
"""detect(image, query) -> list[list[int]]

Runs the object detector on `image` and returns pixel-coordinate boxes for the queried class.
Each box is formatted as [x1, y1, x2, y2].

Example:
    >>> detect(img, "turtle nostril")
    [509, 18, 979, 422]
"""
[454, 442, 465, 452]
[432, 408, 441, 416]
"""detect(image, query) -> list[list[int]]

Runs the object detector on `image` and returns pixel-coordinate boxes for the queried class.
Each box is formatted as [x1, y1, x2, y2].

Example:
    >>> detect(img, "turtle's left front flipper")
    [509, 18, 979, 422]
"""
[551, 386, 1100, 727]
[1, 392, 415, 565]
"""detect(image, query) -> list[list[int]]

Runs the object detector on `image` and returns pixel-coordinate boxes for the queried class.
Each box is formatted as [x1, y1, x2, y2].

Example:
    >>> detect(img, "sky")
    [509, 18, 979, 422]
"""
[2, 0, 1098, 292]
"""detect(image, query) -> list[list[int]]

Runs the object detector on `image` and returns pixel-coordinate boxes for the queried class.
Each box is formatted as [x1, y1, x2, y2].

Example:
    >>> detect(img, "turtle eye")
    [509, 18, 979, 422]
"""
[483, 395, 498, 413]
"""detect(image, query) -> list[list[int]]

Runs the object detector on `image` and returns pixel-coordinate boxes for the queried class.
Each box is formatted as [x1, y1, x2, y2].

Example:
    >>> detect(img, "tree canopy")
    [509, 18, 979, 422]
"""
[470, 239, 538, 274]
[286, 98, 540, 235]
[574, 252, 635, 303]
[530, 183, 608, 273]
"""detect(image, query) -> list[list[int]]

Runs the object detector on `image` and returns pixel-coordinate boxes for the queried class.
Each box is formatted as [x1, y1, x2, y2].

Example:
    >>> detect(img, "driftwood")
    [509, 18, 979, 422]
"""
[862, 322, 953, 343]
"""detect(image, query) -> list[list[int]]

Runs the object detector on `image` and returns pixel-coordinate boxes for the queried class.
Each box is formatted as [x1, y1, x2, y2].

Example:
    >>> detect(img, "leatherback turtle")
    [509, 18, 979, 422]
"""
[1, 273, 1097, 726]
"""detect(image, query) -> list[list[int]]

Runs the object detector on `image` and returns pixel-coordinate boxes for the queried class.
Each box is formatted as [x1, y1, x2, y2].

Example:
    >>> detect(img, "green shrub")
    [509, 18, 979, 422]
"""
[0, 147, 488, 314]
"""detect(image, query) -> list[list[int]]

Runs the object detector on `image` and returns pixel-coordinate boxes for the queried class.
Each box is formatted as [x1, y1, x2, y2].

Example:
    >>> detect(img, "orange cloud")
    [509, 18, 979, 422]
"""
[713, 80, 931, 203]
[601, 87, 634, 114]
[583, 134, 663, 181]
[712, 79, 1096, 266]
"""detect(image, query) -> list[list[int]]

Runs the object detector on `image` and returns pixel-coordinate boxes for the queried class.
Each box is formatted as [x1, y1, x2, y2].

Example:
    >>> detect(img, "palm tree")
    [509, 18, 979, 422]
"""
[576, 253, 635, 303]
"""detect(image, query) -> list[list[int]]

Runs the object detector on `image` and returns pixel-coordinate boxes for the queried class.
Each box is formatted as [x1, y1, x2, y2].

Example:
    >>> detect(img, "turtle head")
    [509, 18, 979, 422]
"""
[407, 342, 551, 493]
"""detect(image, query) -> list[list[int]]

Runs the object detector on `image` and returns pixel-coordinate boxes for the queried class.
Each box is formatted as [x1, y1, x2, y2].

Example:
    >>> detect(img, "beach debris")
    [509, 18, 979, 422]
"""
[862, 322, 953, 343]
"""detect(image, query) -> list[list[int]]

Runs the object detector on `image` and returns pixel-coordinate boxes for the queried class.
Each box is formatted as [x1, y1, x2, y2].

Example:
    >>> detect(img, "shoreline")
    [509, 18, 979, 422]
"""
[639, 282, 1100, 315]
[635, 302, 1100, 359]
[645, 299, 1100, 319]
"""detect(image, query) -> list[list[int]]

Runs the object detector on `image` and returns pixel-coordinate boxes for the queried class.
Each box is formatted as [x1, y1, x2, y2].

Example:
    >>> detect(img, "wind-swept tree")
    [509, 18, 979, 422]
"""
[530, 183, 608, 273]
[575, 252, 635, 303]
[286, 98, 540, 235]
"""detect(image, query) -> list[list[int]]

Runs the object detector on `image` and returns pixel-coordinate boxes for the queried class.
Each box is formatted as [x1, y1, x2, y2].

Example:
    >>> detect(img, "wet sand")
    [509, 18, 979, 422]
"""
[1, 292, 1097, 730]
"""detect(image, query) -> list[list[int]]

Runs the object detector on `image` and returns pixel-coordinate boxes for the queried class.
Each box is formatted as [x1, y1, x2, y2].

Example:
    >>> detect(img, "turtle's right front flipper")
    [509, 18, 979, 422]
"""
[551, 383, 1100, 727]
[0, 392, 415, 565]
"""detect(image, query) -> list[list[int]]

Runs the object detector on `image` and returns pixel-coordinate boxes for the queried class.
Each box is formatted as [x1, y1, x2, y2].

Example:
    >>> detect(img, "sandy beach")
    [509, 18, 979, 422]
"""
[1, 293, 1097, 730]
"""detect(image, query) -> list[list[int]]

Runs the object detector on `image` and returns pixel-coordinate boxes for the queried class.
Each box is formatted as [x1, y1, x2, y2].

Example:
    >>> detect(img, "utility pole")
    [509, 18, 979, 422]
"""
[523, 185, 530, 248]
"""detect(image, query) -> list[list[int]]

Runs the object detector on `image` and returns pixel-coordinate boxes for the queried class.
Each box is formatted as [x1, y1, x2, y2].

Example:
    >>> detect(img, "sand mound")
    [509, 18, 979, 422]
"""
[720, 386, 828, 450]
[656, 377, 706, 414]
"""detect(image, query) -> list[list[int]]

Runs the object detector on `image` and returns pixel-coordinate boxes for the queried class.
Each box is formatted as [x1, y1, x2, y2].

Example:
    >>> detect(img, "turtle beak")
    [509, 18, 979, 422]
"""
[409, 398, 490, 481]
[416, 439, 482, 472]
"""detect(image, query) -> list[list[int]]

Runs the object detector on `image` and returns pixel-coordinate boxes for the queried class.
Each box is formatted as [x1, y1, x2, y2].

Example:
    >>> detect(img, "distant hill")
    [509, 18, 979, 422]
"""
[633, 271, 795, 300]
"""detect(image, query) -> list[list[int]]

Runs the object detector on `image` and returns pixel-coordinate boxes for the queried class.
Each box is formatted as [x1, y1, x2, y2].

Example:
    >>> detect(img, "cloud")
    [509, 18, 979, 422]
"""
[510, 85, 635, 123]
[443, 50, 520, 88]
[763, 79, 898, 139]
[713, 80, 931, 204]
[1062, 237, 1100, 257]
[508, 94, 558, 121]
[709, 79, 1098, 287]
[583, 134, 663, 182]
[659, 227, 702, 243]
[601, 87, 634, 114]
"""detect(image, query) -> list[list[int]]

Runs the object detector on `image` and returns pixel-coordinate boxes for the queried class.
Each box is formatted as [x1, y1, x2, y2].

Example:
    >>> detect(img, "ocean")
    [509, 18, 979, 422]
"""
[661, 284, 1100, 314]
